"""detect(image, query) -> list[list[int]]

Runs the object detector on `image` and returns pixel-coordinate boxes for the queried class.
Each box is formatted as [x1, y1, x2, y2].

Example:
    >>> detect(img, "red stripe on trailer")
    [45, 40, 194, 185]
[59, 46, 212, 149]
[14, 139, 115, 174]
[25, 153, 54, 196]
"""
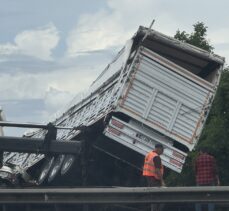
[107, 127, 121, 136]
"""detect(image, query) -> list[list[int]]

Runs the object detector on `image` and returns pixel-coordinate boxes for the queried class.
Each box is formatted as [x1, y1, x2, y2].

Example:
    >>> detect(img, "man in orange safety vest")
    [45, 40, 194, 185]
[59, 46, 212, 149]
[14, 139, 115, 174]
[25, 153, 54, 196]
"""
[143, 143, 165, 187]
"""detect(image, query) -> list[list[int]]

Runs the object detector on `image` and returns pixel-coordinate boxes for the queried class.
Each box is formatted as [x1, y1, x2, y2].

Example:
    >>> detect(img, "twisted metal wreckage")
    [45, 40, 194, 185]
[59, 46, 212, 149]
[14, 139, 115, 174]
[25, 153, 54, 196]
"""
[0, 25, 225, 188]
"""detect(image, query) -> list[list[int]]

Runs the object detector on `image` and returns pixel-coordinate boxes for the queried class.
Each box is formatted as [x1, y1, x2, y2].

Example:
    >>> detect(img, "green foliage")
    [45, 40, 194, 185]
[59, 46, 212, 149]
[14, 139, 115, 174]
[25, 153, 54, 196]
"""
[199, 69, 229, 185]
[166, 22, 228, 186]
[166, 151, 196, 187]
[174, 22, 214, 52]
[166, 69, 229, 186]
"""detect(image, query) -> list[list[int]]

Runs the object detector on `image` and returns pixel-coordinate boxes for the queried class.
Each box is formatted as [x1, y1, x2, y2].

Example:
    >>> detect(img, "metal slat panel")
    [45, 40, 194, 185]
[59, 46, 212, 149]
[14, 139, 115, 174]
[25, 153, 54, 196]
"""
[121, 48, 212, 147]
[128, 89, 149, 102]
[124, 92, 147, 110]
[134, 70, 201, 122]
[149, 103, 173, 120]
[143, 89, 158, 119]
[140, 56, 210, 99]
[137, 66, 206, 108]
[140, 57, 209, 100]
[174, 117, 197, 131]
[148, 112, 170, 127]
[141, 47, 216, 91]
[141, 55, 210, 96]
[123, 99, 144, 116]
[137, 71, 207, 107]
[172, 123, 194, 138]
[136, 71, 203, 110]
[153, 101, 174, 117]
[155, 94, 177, 111]
[129, 81, 152, 98]
[179, 105, 202, 119]
[141, 56, 208, 104]
[128, 90, 149, 104]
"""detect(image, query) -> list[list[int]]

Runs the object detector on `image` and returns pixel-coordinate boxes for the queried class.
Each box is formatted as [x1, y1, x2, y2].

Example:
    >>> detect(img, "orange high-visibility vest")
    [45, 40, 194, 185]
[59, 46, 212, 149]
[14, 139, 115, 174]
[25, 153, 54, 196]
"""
[142, 151, 164, 179]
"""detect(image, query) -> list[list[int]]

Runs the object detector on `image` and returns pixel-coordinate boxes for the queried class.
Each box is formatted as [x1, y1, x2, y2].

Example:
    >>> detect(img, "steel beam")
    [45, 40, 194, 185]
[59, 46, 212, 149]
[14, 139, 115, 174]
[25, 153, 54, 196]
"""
[0, 121, 73, 130]
[0, 136, 81, 154]
[0, 187, 229, 204]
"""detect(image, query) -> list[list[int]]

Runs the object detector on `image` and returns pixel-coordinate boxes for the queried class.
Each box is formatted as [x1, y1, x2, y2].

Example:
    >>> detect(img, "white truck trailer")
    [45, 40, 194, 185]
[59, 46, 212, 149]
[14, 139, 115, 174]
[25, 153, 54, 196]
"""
[2, 26, 225, 184]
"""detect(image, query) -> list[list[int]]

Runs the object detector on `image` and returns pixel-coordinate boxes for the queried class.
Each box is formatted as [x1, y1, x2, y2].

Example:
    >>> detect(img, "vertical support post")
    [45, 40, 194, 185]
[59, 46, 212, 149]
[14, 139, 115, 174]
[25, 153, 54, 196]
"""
[42, 123, 57, 154]
[79, 126, 95, 211]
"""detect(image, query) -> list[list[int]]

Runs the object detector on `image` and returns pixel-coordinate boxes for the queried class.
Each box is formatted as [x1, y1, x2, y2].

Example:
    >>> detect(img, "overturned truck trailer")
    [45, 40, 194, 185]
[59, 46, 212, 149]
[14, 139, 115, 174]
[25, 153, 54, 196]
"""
[3, 26, 225, 185]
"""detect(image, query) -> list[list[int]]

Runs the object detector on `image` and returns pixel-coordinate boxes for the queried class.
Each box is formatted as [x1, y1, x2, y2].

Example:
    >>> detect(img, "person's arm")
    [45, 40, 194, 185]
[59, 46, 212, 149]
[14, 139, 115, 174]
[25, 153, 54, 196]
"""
[155, 168, 165, 186]
[213, 157, 220, 186]
[153, 156, 165, 186]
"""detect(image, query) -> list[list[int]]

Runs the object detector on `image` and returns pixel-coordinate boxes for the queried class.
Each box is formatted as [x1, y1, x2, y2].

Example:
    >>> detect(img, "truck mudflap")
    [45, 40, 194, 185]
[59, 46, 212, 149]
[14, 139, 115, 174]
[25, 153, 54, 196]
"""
[104, 116, 187, 173]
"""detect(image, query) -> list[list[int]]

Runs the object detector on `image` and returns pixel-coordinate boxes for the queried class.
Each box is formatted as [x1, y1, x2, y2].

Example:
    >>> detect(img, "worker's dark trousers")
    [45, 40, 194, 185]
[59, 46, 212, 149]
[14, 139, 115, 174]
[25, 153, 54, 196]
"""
[146, 177, 164, 211]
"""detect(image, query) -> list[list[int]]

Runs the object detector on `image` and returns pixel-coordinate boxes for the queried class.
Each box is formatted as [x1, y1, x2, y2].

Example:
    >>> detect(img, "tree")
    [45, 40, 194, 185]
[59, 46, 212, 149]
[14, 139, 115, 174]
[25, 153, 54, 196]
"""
[166, 69, 229, 186]
[166, 22, 229, 187]
[199, 69, 229, 185]
[174, 22, 214, 52]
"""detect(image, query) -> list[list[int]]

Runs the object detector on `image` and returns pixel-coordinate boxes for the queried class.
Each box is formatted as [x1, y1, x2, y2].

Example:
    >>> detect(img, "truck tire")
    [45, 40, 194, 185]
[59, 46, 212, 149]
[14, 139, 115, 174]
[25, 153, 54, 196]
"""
[47, 155, 65, 183]
[60, 155, 75, 175]
[37, 156, 55, 185]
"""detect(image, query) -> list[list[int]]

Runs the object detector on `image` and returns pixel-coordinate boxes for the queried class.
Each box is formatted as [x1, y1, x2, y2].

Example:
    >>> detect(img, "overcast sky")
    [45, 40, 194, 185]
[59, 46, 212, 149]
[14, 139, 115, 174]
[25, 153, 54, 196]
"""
[0, 0, 228, 136]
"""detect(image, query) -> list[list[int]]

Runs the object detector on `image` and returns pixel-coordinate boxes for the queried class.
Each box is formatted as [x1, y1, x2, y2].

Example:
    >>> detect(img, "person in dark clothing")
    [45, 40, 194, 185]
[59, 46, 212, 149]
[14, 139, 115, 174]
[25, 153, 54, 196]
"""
[194, 147, 220, 211]
[195, 148, 220, 186]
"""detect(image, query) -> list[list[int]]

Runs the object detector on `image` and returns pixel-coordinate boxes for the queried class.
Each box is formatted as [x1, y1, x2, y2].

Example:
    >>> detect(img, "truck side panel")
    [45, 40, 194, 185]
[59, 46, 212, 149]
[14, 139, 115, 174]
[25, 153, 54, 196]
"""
[118, 47, 215, 150]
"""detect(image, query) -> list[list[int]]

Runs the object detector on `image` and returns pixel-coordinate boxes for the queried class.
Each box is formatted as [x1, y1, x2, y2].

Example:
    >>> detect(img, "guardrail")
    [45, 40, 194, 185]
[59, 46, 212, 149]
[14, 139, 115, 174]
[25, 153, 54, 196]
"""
[0, 186, 229, 204]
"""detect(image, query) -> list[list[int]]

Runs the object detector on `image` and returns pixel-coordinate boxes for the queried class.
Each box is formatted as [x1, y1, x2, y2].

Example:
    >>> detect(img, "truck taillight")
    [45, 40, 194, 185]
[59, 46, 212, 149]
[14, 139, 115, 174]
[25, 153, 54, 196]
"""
[107, 127, 121, 136]
[170, 158, 182, 167]
[172, 151, 185, 160]
[111, 119, 124, 129]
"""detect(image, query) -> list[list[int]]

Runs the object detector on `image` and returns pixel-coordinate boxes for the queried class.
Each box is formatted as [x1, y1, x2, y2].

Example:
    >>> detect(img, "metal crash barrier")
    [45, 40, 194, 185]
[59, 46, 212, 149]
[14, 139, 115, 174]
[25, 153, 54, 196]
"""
[0, 186, 229, 204]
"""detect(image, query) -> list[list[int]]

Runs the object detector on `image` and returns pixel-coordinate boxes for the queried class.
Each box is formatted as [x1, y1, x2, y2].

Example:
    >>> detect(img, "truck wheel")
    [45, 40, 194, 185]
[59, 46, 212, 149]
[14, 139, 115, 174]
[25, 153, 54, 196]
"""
[37, 156, 55, 185]
[60, 155, 75, 175]
[47, 155, 65, 183]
